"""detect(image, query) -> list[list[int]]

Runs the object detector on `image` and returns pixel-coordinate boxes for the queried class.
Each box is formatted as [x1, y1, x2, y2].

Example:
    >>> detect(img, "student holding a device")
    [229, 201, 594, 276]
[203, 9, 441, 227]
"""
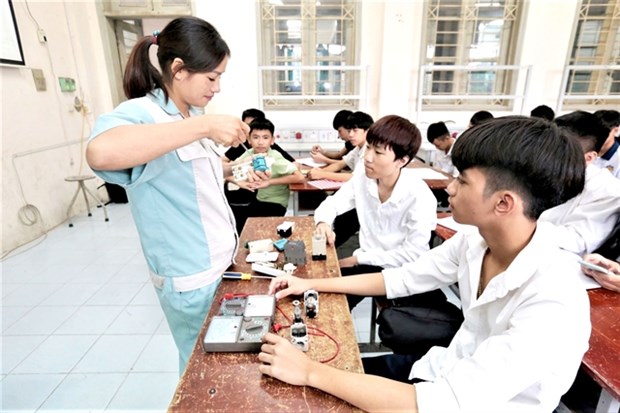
[580, 254, 620, 292]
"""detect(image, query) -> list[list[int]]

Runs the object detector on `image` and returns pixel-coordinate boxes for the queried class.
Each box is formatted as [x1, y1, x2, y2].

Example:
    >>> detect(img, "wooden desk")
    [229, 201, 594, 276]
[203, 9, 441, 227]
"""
[408, 160, 453, 191]
[169, 216, 363, 412]
[289, 180, 342, 215]
[581, 287, 620, 412]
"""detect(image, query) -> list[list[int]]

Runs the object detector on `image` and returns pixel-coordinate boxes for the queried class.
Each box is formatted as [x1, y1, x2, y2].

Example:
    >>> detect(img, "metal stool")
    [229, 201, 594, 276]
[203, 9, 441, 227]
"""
[65, 175, 109, 227]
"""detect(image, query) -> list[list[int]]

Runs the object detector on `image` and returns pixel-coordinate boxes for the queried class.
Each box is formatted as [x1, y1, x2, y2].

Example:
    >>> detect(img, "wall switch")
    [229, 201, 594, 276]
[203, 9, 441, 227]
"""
[58, 77, 76, 92]
[31, 69, 47, 91]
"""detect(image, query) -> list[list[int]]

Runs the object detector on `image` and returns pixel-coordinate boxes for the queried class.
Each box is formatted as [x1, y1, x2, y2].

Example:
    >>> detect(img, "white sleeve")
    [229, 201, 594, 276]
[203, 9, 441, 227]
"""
[313, 178, 356, 227]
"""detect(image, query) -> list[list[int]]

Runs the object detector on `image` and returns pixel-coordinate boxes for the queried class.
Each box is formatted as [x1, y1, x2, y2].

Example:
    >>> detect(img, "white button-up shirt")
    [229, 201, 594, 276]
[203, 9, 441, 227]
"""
[342, 145, 366, 171]
[539, 163, 620, 256]
[314, 167, 437, 268]
[382, 221, 591, 413]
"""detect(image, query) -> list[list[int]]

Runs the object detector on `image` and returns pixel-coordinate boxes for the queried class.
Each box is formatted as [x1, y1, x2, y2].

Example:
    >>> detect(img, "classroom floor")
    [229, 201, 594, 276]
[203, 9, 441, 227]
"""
[1, 203, 382, 412]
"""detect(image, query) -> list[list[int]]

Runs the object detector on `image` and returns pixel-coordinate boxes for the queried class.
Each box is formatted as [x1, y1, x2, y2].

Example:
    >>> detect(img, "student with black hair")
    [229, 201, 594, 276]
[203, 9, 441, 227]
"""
[86, 17, 251, 374]
[593, 109, 620, 178]
[313, 115, 439, 310]
[530, 104, 555, 121]
[311, 109, 354, 165]
[223, 108, 295, 163]
[540, 110, 620, 256]
[307, 111, 373, 182]
[426, 121, 457, 177]
[261, 116, 590, 412]
[229, 118, 304, 224]
[468, 110, 494, 128]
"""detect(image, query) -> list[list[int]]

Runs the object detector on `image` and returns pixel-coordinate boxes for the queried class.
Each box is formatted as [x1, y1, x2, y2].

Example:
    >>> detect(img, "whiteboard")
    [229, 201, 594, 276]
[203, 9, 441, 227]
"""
[1, 0, 25, 65]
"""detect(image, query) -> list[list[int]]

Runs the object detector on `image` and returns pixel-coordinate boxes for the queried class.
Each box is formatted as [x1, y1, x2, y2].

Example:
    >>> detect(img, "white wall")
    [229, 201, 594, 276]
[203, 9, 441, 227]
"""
[0, 0, 615, 255]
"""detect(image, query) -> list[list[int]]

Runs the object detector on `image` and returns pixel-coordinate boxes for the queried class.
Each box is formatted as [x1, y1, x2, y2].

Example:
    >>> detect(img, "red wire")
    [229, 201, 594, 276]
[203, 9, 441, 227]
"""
[274, 304, 340, 364]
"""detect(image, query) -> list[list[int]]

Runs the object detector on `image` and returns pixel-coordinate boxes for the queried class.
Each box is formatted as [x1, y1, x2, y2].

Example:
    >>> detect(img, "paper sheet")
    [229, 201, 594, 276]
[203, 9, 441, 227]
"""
[307, 179, 344, 190]
[409, 168, 450, 180]
[296, 157, 327, 168]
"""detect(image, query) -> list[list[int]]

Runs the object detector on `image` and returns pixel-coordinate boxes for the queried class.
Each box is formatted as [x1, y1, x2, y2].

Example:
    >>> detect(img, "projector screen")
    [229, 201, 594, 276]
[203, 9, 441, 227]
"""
[1, 0, 25, 65]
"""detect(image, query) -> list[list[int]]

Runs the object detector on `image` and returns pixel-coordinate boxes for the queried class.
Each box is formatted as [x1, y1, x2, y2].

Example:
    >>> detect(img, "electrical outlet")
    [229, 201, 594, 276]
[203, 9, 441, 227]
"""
[31, 69, 46, 91]
[37, 29, 47, 43]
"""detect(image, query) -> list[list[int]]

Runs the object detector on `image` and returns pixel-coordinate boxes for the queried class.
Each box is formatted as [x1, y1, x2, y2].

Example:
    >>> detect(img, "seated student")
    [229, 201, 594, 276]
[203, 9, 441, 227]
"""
[227, 118, 304, 228]
[311, 109, 354, 165]
[530, 104, 555, 121]
[539, 110, 620, 256]
[260, 116, 591, 413]
[223, 108, 295, 163]
[593, 109, 620, 178]
[468, 110, 494, 128]
[313, 115, 439, 310]
[307, 111, 374, 182]
[426, 121, 458, 177]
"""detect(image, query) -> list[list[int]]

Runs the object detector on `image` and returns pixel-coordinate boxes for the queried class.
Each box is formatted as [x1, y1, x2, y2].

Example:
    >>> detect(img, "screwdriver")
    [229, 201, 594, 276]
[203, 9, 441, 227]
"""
[222, 271, 274, 280]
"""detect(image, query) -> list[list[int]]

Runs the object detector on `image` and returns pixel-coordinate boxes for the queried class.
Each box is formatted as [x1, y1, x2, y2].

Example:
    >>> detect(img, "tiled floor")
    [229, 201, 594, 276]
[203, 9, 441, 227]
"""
[1, 203, 382, 412]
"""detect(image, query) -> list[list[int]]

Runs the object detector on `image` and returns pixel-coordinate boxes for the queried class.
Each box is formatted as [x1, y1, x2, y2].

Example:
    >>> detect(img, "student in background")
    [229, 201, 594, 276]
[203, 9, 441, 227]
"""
[311, 109, 354, 165]
[261, 117, 590, 412]
[314, 115, 439, 309]
[426, 121, 457, 177]
[539, 110, 620, 256]
[229, 118, 304, 225]
[530, 104, 555, 121]
[86, 17, 250, 374]
[307, 111, 374, 182]
[468, 110, 494, 128]
[593, 109, 620, 178]
[223, 108, 295, 163]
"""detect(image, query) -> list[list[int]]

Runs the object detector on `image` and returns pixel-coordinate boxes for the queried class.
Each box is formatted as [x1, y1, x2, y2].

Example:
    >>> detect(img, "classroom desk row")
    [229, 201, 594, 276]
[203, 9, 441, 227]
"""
[434, 220, 620, 413]
[289, 159, 453, 215]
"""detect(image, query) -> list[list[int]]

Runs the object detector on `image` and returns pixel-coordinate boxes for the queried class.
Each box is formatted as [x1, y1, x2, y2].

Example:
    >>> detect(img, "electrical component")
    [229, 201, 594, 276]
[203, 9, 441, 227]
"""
[304, 290, 319, 318]
[277, 221, 294, 238]
[251, 262, 286, 277]
[37, 29, 47, 43]
[311, 231, 327, 261]
[290, 300, 309, 351]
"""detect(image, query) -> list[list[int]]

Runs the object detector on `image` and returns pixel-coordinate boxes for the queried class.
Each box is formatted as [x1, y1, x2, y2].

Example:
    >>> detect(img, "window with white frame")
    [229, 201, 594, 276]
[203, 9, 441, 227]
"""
[259, 0, 359, 109]
[564, 0, 620, 106]
[421, 0, 521, 108]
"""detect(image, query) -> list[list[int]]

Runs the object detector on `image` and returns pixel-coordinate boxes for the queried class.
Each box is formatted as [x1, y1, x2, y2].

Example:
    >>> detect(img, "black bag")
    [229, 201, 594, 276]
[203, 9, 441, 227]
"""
[377, 300, 464, 355]
[104, 182, 128, 204]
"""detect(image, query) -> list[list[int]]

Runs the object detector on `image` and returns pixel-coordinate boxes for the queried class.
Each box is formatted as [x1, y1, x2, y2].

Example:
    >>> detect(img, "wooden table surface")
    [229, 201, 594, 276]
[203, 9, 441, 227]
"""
[581, 287, 620, 401]
[168, 216, 363, 412]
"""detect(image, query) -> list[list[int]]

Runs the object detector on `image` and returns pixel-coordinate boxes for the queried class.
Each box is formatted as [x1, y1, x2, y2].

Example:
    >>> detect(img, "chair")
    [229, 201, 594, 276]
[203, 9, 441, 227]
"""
[65, 175, 109, 227]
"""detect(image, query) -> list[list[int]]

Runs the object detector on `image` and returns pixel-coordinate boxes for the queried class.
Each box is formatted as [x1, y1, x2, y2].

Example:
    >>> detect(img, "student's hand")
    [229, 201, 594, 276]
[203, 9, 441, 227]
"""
[234, 180, 256, 192]
[251, 180, 271, 189]
[306, 168, 326, 180]
[339, 256, 358, 269]
[311, 145, 323, 154]
[268, 276, 312, 300]
[582, 253, 620, 293]
[201, 115, 249, 147]
[258, 332, 314, 386]
[315, 222, 336, 246]
[310, 152, 330, 165]
[247, 169, 271, 183]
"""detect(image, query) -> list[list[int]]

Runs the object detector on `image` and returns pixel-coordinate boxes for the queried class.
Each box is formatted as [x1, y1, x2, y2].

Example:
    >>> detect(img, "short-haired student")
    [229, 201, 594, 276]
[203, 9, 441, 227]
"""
[261, 117, 590, 413]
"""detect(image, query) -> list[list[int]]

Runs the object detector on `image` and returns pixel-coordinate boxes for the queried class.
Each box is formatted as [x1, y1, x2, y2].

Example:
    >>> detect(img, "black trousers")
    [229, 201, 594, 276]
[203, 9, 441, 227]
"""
[333, 209, 360, 248]
[362, 353, 426, 384]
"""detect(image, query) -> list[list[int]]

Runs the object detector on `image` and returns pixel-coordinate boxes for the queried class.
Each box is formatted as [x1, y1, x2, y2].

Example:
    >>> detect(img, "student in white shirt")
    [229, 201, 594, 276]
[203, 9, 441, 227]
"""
[306, 111, 373, 182]
[593, 109, 620, 179]
[310, 109, 354, 166]
[313, 115, 438, 309]
[426, 121, 457, 177]
[540, 110, 620, 256]
[260, 116, 590, 413]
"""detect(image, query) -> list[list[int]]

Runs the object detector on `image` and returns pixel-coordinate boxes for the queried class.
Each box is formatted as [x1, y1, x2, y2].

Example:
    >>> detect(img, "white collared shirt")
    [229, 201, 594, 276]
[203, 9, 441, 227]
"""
[433, 144, 458, 177]
[382, 222, 591, 413]
[342, 145, 366, 171]
[314, 167, 437, 268]
[539, 163, 620, 256]
[593, 140, 620, 179]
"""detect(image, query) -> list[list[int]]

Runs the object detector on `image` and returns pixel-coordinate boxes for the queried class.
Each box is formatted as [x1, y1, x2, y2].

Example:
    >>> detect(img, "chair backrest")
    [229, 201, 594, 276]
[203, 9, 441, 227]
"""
[593, 215, 620, 261]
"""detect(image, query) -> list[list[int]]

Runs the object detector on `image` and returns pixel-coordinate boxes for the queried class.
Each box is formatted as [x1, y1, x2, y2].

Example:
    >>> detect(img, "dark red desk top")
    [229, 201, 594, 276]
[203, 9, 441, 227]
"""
[168, 216, 363, 412]
[582, 287, 620, 399]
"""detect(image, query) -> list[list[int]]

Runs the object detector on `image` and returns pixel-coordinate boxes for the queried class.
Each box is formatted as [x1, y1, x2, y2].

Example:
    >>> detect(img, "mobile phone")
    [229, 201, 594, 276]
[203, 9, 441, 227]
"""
[578, 260, 613, 275]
